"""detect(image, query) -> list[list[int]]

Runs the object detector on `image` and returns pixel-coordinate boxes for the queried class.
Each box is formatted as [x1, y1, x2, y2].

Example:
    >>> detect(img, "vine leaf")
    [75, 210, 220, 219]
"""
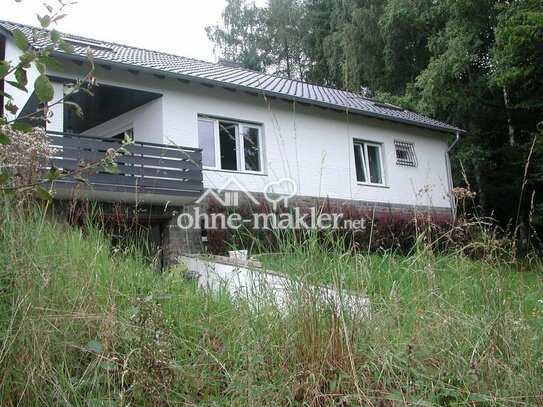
[0, 133, 9, 145]
[34, 75, 55, 102]
[12, 29, 29, 51]
[12, 122, 33, 133]
[36, 186, 53, 201]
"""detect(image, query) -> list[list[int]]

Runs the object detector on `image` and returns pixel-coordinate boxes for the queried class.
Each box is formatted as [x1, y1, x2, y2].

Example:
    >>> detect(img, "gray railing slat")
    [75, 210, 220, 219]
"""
[47, 131, 203, 199]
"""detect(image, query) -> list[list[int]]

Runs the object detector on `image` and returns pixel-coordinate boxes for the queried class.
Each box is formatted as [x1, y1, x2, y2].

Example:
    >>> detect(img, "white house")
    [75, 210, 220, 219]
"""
[0, 20, 464, 262]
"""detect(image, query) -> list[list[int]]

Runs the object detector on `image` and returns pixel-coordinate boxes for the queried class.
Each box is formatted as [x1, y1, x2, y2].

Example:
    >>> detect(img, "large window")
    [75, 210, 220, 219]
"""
[353, 140, 384, 185]
[198, 117, 263, 173]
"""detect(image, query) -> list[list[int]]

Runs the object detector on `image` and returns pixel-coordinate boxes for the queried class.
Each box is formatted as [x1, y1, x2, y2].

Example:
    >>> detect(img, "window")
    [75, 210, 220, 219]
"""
[112, 127, 134, 140]
[394, 139, 418, 167]
[198, 117, 263, 173]
[353, 140, 384, 185]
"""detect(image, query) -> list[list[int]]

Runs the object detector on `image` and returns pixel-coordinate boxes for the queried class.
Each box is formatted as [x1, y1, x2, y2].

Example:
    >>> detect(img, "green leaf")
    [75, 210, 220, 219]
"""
[37, 14, 51, 28]
[0, 133, 10, 146]
[87, 340, 104, 353]
[44, 168, 61, 181]
[104, 165, 121, 175]
[12, 122, 33, 132]
[39, 56, 63, 71]
[6, 80, 28, 92]
[15, 68, 27, 87]
[34, 75, 54, 102]
[58, 39, 75, 54]
[4, 101, 18, 115]
[0, 90, 13, 100]
[36, 186, 53, 201]
[12, 29, 29, 51]
[65, 101, 84, 118]
[0, 62, 9, 79]
[43, 44, 55, 54]
[35, 61, 46, 75]
[18, 51, 36, 67]
[50, 29, 61, 43]
[0, 169, 9, 185]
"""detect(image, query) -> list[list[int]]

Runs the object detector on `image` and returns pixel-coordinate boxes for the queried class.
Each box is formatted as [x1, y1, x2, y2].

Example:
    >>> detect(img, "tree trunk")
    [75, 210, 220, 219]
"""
[503, 86, 516, 146]
[474, 160, 487, 217]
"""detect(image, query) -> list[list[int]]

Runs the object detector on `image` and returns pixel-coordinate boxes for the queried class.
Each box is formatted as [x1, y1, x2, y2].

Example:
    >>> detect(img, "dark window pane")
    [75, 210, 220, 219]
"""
[198, 120, 216, 167]
[112, 128, 134, 140]
[353, 144, 366, 182]
[367, 145, 382, 184]
[396, 148, 408, 160]
[242, 126, 260, 171]
[219, 122, 238, 170]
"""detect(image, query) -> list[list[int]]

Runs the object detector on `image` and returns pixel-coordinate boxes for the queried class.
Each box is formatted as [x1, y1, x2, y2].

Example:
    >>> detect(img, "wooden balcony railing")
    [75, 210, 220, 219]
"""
[47, 131, 203, 203]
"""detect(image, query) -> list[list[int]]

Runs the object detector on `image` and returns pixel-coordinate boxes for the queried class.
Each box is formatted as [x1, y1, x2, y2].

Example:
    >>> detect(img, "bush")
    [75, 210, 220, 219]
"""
[0, 125, 57, 189]
[203, 197, 459, 256]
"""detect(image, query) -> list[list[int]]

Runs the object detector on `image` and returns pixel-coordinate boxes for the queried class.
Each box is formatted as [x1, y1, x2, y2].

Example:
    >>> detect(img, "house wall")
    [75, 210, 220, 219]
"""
[49, 82, 64, 132]
[81, 98, 163, 143]
[46, 58, 454, 211]
[4, 37, 40, 121]
[163, 82, 453, 211]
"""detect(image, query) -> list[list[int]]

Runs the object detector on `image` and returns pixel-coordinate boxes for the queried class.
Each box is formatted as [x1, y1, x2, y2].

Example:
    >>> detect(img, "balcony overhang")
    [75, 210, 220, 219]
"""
[47, 131, 203, 206]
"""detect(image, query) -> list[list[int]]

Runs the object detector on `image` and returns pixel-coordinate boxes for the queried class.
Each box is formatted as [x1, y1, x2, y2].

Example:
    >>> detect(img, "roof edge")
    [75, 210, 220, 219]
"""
[51, 51, 466, 136]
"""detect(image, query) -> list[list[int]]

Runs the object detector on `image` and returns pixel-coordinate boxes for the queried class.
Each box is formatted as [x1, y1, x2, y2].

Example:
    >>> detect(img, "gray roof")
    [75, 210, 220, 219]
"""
[0, 20, 464, 135]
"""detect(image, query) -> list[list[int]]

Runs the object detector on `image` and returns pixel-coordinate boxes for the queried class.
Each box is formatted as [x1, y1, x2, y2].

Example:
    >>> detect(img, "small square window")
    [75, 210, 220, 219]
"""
[394, 140, 418, 167]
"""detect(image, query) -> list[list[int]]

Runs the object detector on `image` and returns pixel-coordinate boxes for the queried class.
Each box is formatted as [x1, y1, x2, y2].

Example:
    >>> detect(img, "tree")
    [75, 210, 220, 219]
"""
[265, 0, 308, 79]
[492, 0, 543, 233]
[207, 0, 312, 80]
[206, 0, 269, 72]
[323, 0, 386, 92]
[302, 0, 335, 85]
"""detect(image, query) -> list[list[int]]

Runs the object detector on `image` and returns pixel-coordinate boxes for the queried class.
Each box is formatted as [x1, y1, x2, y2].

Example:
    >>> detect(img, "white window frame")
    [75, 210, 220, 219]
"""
[353, 139, 386, 186]
[198, 116, 265, 174]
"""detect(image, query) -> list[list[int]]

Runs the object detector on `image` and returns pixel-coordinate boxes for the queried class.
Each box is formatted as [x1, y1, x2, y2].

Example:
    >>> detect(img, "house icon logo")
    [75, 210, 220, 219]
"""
[195, 177, 260, 207]
[195, 177, 298, 208]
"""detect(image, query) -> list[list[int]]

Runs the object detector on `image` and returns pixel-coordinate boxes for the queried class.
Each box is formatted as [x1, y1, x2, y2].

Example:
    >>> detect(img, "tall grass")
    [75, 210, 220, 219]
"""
[0, 201, 542, 405]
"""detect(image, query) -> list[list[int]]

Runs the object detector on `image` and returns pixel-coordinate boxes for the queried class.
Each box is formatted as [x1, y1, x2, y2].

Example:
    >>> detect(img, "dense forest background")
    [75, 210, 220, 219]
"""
[207, 0, 543, 243]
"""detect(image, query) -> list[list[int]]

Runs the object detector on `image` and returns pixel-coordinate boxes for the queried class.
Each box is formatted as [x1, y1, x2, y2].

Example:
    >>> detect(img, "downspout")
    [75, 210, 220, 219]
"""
[446, 131, 461, 219]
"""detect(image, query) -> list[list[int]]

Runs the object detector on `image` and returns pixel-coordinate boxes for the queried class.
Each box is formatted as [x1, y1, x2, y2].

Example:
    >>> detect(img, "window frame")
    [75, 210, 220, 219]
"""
[198, 116, 265, 174]
[352, 139, 386, 186]
[394, 139, 418, 167]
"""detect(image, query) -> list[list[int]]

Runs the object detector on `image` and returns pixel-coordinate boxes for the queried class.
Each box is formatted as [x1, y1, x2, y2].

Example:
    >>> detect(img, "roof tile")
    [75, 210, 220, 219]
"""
[0, 20, 464, 134]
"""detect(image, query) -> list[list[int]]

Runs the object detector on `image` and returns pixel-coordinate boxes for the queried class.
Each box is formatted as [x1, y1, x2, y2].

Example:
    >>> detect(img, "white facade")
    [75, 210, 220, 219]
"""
[5, 36, 453, 211]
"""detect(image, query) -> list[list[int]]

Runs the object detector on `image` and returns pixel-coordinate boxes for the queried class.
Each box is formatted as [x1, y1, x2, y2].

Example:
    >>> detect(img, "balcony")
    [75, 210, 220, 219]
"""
[47, 131, 203, 205]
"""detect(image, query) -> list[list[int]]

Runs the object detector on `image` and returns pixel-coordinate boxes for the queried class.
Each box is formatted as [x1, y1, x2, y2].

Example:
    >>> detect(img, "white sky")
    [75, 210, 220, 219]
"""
[3, 0, 265, 62]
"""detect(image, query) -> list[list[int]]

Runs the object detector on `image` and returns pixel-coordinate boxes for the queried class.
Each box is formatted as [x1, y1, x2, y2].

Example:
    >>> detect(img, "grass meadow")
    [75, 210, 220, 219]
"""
[0, 202, 542, 406]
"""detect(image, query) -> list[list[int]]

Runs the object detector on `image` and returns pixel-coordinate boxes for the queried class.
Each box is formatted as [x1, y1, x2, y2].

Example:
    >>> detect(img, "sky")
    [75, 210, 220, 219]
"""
[2, 0, 264, 62]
